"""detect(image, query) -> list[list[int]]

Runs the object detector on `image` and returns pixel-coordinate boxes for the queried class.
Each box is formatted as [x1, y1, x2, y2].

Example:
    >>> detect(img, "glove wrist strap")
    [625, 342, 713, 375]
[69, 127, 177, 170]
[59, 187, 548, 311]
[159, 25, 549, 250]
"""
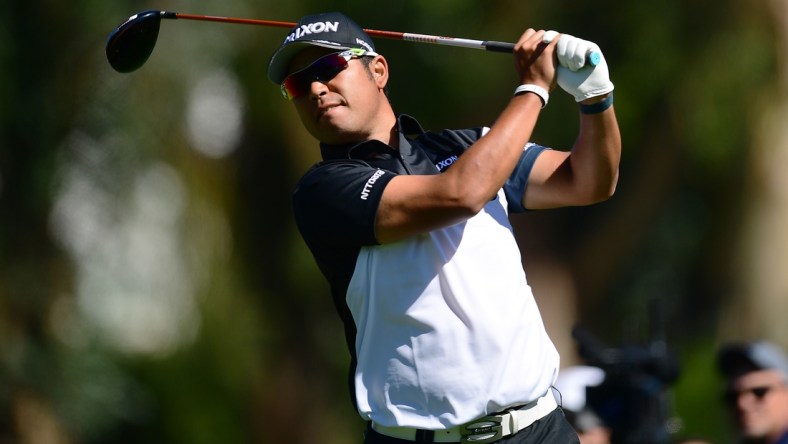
[579, 92, 614, 114]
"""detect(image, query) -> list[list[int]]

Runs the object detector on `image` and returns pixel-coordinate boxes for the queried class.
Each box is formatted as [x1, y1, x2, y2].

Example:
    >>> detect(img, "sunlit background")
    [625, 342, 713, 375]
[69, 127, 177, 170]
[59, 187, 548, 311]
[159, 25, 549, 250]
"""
[2, 0, 787, 442]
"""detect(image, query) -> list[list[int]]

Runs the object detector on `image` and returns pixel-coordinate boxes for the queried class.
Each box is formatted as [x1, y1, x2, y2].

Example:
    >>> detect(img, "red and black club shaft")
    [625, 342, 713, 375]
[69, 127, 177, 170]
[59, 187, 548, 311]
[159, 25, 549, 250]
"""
[106, 10, 597, 74]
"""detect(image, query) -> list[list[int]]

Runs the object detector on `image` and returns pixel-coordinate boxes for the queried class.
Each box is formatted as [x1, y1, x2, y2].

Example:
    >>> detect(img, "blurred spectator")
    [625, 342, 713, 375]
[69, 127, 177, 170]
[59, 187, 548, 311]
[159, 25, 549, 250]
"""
[717, 340, 788, 444]
[553, 366, 612, 444]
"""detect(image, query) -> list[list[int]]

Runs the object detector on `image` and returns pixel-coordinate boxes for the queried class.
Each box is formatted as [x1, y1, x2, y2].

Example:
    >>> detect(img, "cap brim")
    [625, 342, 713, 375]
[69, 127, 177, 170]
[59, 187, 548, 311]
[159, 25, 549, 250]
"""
[267, 40, 351, 84]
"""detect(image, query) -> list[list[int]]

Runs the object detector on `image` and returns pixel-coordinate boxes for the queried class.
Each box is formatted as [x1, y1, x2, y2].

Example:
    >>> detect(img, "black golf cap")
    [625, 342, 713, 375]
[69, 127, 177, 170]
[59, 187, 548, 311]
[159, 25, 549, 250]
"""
[267, 12, 375, 84]
[718, 340, 788, 379]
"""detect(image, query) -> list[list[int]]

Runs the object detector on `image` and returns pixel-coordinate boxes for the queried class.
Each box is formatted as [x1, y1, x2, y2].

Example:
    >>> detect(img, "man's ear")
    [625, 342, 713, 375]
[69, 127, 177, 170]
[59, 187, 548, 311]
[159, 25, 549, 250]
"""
[371, 56, 388, 89]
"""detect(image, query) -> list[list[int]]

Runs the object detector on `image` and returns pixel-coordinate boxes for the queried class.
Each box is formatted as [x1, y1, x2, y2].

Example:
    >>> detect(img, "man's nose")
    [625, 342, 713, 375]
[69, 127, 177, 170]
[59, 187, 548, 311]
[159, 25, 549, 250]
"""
[309, 79, 329, 99]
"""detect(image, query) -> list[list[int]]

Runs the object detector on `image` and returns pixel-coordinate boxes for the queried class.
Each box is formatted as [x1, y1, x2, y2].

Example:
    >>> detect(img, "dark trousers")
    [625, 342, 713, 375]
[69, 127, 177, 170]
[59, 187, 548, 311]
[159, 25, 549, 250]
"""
[363, 408, 580, 444]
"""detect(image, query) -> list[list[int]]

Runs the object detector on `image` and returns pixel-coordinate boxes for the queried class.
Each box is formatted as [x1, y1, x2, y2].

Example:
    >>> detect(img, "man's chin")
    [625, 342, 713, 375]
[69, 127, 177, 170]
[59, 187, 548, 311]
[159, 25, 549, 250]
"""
[314, 127, 364, 145]
[739, 422, 768, 440]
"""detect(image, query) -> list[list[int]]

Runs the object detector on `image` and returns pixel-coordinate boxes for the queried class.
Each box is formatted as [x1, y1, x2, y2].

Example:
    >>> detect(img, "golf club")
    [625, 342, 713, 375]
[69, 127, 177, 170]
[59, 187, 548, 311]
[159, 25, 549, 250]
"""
[106, 10, 600, 74]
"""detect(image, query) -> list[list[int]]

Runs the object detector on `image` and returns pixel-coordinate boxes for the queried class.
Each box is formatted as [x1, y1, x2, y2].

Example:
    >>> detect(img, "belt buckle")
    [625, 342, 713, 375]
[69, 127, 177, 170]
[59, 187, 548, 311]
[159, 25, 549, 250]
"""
[460, 415, 503, 443]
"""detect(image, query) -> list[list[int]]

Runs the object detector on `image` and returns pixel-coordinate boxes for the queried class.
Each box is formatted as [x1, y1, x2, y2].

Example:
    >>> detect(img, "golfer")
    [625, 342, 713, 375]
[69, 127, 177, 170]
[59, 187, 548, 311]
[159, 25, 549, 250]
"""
[268, 11, 621, 444]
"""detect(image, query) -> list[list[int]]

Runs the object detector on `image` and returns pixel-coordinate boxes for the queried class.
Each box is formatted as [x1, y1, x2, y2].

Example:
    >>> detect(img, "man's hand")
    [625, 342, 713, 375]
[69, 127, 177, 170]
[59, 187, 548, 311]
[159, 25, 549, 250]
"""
[513, 29, 557, 92]
[553, 34, 614, 102]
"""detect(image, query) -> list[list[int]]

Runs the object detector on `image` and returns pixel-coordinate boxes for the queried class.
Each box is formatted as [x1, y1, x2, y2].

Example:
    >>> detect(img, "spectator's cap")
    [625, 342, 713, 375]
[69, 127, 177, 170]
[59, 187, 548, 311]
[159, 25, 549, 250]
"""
[267, 12, 375, 84]
[718, 340, 788, 379]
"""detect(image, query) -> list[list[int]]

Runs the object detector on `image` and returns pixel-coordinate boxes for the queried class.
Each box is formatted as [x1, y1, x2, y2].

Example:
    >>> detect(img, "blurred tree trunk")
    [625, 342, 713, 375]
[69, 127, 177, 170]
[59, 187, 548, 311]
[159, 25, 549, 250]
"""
[0, 3, 75, 442]
[723, 0, 788, 346]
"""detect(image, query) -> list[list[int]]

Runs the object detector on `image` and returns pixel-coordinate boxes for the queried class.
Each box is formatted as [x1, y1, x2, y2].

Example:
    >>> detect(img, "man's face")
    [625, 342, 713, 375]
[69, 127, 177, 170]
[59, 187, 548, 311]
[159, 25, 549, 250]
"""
[284, 46, 389, 145]
[726, 369, 788, 441]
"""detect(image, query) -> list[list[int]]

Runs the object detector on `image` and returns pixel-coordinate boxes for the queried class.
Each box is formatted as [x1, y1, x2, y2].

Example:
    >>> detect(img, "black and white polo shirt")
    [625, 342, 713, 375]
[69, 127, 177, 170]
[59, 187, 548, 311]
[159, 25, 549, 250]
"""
[293, 114, 560, 429]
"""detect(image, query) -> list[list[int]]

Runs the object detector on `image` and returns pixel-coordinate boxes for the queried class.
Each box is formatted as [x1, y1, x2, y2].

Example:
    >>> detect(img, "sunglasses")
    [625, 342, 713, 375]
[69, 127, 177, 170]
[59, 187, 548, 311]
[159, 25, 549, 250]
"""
[281, 48, 378, 100]
[723, 385, 776, 405]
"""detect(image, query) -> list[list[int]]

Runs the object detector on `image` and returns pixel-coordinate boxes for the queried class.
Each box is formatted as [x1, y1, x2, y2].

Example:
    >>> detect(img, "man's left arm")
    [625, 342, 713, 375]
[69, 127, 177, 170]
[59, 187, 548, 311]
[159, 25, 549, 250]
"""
[522, 34, 621, 209]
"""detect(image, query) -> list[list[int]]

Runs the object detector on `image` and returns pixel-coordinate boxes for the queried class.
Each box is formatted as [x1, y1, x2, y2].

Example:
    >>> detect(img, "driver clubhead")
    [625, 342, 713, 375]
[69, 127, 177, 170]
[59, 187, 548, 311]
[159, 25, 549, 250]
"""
[106, 10, 162, 73]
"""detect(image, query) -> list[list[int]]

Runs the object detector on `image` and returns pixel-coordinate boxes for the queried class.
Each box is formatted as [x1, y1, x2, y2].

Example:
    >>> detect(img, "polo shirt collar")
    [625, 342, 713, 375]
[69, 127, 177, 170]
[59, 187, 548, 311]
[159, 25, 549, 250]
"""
[319, 114, 425, 161]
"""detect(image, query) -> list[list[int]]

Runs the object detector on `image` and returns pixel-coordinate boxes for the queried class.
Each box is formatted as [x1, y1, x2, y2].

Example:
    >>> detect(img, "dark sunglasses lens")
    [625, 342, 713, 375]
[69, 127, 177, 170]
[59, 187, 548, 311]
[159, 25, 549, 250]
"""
[724, 386, 772, 405]
[282, 74, 308, 100]
[282, 54, 348, 99]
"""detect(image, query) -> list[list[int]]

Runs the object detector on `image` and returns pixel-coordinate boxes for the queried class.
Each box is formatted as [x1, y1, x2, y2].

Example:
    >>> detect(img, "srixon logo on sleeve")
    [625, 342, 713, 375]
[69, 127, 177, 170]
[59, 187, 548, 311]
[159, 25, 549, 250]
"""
[284, 21, 340, 43]
[435, 155, 458, 172]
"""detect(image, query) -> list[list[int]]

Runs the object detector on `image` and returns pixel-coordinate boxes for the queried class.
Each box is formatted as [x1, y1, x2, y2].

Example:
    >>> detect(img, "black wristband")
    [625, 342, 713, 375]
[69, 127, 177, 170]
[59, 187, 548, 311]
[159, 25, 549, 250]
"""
[579, 92, 614, 114]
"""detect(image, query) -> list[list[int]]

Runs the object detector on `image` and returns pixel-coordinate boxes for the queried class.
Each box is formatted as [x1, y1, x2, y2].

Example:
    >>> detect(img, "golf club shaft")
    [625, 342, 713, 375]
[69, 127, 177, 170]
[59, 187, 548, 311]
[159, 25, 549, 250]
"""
[166, 11, 516, 53]
[106, 10, 600, 73]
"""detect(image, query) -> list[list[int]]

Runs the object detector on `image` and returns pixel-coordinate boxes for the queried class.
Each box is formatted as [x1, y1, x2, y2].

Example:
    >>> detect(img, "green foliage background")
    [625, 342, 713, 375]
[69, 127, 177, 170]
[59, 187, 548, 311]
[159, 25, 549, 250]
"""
[0, 0, 780, 442]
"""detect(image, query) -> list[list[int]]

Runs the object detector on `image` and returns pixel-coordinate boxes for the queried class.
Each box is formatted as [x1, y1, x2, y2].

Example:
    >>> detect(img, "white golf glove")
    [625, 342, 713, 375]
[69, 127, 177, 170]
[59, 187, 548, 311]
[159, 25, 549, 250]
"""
[550, 33, 614, 102]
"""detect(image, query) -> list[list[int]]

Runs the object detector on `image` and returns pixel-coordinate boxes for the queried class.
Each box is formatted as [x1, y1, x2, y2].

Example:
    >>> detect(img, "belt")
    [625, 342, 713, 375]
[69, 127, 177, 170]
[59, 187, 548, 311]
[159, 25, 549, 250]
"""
[371, 391, 558, 443]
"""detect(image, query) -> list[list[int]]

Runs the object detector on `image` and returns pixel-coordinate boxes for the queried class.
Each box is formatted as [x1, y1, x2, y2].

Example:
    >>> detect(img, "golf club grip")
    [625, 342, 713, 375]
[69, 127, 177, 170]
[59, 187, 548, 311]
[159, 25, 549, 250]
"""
[484, 41, 516, 53]
[487, 40, 600, 67]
